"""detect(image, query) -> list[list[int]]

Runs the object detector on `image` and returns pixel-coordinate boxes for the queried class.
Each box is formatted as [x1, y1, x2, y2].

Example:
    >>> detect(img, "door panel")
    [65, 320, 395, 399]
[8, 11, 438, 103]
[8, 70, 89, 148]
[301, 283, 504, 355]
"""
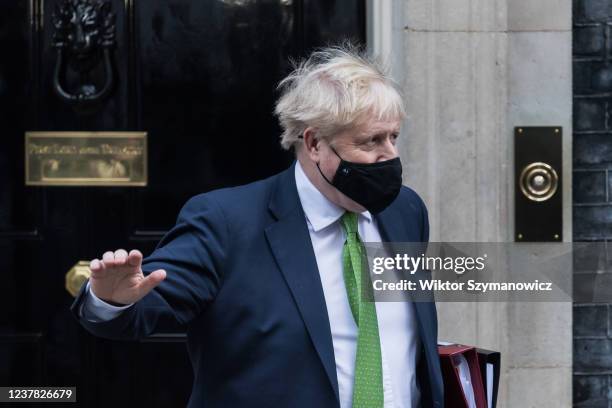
[0, 0, 365, 406]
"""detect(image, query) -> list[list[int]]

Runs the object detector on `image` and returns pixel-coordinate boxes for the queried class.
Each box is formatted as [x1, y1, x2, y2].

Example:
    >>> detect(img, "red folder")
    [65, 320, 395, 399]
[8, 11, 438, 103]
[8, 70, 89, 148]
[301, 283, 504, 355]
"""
[438, 344, 487, 408]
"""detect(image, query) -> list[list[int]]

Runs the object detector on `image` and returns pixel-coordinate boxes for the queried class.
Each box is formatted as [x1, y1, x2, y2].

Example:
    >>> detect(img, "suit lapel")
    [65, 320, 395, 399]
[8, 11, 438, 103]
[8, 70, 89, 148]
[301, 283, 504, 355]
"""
[265, 162, 340, 403]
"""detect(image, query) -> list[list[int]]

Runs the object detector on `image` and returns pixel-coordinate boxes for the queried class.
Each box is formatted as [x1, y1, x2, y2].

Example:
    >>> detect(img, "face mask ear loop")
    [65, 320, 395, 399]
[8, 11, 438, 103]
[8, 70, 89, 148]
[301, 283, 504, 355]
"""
[316, 162, 335, 186]
[316, 140, 344, 185]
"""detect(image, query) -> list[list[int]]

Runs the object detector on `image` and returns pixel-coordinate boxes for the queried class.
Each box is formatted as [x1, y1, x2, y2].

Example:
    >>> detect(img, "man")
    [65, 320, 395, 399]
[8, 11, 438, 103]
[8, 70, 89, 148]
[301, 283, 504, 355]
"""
[71, 45, 444, 407]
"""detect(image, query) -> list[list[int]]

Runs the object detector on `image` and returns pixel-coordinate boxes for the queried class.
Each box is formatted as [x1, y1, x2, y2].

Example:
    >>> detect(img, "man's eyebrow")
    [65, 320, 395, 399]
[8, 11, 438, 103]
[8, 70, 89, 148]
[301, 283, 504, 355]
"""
[353, 133, 375, 142]
[363, 129, 401, 138]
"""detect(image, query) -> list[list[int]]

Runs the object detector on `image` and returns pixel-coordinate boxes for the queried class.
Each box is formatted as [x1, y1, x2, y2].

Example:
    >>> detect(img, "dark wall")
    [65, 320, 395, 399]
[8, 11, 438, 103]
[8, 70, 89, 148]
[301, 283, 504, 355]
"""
[573, 0, 612, 406]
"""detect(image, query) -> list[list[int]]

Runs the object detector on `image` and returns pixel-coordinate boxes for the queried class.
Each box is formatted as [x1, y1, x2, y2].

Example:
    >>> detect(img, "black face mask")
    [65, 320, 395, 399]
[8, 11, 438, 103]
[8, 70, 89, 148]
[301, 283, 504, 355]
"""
[316, 145, 403, 214]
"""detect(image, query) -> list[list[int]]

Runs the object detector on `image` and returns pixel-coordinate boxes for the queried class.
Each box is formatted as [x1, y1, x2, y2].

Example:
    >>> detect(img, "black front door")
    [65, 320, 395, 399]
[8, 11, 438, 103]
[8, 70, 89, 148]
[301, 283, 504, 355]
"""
[0, 1, 365, 406]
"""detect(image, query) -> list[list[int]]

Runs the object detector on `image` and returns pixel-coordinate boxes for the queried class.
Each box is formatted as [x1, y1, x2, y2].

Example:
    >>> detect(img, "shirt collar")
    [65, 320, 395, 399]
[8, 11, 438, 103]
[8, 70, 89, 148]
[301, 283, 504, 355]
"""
[294, 160, 372, 232]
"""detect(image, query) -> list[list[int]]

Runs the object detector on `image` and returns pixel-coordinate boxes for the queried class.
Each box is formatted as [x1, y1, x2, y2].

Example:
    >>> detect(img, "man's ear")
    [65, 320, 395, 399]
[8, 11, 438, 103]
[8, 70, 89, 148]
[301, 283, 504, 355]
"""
[302, 127, 320, 162]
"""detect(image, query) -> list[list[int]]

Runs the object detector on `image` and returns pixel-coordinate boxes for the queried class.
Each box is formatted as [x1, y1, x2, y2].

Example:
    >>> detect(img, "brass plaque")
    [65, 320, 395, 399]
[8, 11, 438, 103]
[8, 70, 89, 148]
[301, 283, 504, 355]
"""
[514, 127, 562, 242]
[25, 132, 147, 186]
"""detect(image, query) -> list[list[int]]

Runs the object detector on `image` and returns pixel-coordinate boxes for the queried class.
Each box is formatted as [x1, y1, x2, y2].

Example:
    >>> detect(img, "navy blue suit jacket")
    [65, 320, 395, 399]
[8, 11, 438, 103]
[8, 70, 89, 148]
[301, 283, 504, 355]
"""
[71, 161, 444, 407]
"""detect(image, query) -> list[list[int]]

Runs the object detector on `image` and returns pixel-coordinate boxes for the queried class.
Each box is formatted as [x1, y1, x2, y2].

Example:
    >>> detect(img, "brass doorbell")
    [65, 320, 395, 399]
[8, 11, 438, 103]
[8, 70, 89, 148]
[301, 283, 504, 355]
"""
[514, 127, 562, 242]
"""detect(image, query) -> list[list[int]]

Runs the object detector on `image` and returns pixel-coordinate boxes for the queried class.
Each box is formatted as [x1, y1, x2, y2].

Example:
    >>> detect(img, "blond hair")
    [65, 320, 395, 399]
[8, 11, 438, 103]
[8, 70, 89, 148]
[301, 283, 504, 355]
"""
[275, 44, 406, 151]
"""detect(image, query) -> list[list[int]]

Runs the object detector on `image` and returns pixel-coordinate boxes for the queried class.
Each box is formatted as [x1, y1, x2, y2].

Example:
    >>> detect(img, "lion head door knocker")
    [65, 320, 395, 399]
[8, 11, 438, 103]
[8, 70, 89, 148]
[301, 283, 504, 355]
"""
[52, 0, 116, 112]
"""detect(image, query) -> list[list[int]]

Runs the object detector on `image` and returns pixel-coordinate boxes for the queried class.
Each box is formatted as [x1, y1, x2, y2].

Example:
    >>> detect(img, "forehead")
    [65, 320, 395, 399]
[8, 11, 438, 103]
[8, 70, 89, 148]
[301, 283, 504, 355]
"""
[330, 113, 403, 144]
[332, 118, 401, 144]
[358, 119, 400, 133]
[353, 117, 401, 137]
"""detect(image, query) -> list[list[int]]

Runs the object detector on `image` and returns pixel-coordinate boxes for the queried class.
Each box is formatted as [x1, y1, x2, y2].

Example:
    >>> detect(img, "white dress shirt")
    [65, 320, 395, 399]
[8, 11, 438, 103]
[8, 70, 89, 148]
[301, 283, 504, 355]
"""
[81, 161, 421, 407]
[294, 161, 421, 408]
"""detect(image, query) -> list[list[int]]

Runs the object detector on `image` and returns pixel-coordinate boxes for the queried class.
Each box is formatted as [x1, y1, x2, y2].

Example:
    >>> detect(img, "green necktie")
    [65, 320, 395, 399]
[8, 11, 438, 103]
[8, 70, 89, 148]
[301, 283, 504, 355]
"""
[340, 212, 384, 408]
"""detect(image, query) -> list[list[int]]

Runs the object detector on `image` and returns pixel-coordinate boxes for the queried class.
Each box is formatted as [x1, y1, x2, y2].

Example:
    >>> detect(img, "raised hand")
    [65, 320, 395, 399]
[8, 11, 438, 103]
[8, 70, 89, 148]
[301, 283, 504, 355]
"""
[88, 249, 166, 306]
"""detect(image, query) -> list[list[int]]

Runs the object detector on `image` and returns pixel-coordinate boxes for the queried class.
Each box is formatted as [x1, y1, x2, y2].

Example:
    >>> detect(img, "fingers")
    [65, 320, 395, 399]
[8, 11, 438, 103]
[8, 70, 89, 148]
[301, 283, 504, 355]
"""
[94, 249, 139, 272]
[127, 249, 143, 267]
[138, 269, 166, 296]
[89, 258, 103, 273]
[102, 251, 114, 265]
[114, 249, 128, 265]
[100, 249, 128, 267]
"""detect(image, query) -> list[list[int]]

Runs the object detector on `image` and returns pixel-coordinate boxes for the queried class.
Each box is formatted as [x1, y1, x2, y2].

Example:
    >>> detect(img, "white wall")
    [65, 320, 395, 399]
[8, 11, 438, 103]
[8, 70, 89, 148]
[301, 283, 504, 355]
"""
[368, 0, 573, 406]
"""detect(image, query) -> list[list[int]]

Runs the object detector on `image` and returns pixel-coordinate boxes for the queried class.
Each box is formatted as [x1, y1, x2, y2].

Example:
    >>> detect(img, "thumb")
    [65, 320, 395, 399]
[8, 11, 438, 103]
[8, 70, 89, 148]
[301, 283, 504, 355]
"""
[138, 269, 166, 296]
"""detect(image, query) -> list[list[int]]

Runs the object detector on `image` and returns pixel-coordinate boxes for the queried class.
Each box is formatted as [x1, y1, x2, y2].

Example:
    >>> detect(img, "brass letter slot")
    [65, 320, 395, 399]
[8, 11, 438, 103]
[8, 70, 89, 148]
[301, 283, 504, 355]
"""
[25, 131, 147, 186]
